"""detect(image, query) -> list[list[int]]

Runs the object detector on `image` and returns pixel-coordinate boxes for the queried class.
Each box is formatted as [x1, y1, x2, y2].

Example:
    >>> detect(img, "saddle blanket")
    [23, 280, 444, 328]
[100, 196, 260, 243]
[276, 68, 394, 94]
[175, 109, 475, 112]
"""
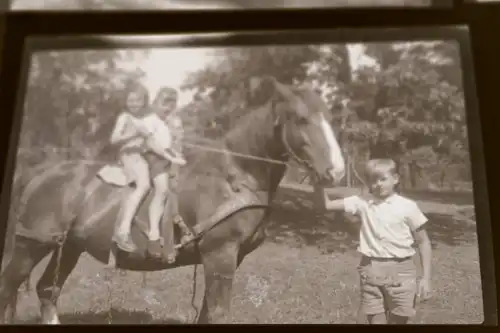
[97, 165, 133, 187]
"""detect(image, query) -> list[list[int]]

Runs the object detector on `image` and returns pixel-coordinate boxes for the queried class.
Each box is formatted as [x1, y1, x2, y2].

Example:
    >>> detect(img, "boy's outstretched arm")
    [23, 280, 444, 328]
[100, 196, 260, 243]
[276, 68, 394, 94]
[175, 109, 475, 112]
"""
[313, 185, 346, 211]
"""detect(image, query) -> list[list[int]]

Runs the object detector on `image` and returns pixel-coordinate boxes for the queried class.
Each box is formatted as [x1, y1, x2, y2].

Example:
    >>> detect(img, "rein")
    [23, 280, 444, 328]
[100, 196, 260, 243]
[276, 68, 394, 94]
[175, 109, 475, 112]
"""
[182, 117, 313, 173]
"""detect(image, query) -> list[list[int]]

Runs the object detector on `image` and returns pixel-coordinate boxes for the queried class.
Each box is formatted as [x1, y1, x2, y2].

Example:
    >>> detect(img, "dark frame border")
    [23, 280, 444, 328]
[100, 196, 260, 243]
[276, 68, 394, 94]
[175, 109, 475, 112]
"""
[4, 0, 455, 12]
[0, 25, 497, 326]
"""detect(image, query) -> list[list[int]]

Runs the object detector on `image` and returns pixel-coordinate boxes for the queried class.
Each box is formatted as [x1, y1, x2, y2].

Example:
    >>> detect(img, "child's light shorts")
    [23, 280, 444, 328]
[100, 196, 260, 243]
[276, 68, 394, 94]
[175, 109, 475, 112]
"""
[357, 255, 417, 318]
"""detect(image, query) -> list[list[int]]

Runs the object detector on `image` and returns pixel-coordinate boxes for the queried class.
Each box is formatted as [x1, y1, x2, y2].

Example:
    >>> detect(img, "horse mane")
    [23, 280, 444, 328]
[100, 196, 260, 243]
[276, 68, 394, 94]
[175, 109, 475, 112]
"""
[182, 101, 278, 176]
[223, 102, 277, 158]
[182, 81, 323, 174]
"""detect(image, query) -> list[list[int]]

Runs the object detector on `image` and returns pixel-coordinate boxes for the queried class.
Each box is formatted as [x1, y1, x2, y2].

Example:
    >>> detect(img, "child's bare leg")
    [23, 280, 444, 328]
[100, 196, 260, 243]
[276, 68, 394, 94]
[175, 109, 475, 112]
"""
[115, 153, 150, 252]
[358, 266, 387, 325]
[367, 313, 387, 324]
[147, 173, 169, 259]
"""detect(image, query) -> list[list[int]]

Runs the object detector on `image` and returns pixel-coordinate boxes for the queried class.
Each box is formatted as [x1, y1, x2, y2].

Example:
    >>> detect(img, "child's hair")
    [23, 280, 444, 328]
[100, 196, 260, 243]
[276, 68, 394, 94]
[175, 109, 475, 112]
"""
[155, 86, 178, 105]
[124, 81, 150, 107]
[365, 158, 398, 177]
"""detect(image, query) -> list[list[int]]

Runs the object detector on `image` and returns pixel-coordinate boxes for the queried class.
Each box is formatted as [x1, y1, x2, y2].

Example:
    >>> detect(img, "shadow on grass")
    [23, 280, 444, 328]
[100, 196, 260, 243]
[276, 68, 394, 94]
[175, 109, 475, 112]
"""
[267, 187, 478, 254]
[17, 308, 185, 324]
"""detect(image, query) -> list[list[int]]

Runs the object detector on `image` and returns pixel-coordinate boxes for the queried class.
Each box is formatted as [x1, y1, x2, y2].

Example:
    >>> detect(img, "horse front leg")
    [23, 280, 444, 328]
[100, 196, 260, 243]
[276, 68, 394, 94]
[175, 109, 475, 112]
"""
[36, 240, 83, 325]
[198, 243, 238, 324]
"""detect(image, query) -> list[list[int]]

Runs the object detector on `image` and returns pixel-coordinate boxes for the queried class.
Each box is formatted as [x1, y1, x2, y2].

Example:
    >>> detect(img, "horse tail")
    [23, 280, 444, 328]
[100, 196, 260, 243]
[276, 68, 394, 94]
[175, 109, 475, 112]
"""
[6, 169, 36, 297]
[6, 162, 73, 295]
[0, 168, 31, 322]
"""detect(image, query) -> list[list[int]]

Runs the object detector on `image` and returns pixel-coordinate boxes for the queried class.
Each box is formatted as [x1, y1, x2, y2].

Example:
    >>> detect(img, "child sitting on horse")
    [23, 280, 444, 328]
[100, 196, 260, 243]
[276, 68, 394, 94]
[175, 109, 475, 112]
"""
[151, 86, 194, 245]
[110, 82, 186, 262]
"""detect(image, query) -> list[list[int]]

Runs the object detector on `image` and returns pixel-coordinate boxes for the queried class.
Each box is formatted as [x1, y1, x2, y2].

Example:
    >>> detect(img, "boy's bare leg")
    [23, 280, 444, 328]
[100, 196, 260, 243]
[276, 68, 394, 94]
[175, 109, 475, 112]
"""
[148, 173, 169, 259]
[161, 195, 177, 264]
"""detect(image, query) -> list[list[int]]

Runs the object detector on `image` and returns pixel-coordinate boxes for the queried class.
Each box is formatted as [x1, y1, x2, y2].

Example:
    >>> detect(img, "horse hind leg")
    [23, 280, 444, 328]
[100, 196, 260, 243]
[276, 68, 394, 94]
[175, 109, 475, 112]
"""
[36, 239, 83, 325]
[0, 236, 53, 324]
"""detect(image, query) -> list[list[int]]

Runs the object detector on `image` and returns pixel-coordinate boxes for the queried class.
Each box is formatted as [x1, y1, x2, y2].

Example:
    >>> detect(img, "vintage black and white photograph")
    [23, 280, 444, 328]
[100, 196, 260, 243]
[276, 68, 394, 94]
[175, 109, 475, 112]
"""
[0, 30, 489, 325]
[8, 0, 451, 11]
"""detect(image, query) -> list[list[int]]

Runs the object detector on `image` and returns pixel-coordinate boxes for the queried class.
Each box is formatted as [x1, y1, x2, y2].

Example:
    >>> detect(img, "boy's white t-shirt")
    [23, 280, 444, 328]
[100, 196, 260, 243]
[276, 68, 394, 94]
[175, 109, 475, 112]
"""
[343, 194, 428, 258]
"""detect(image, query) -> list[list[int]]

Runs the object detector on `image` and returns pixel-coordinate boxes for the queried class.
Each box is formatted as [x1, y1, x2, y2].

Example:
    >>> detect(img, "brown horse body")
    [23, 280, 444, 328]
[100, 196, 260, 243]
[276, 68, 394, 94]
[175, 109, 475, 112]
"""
[0, 77, 344, 324]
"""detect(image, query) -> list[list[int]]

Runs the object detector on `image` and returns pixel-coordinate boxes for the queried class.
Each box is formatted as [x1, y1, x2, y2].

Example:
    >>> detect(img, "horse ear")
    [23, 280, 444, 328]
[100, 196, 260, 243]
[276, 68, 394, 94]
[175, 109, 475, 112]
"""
[247, 76, 295, 105]
[247, 76, 275, 104]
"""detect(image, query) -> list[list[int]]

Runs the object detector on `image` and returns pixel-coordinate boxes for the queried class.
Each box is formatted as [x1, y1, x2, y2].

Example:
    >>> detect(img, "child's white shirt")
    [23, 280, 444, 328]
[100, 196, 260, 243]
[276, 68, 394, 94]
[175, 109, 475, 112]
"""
[121, 112, 173, 153]
[343, 194, 428, 258]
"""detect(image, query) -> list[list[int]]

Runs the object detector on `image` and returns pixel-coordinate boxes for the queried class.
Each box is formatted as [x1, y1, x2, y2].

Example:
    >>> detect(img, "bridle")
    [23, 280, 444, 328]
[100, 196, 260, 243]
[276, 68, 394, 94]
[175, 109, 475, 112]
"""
[276, 114, 315, 173]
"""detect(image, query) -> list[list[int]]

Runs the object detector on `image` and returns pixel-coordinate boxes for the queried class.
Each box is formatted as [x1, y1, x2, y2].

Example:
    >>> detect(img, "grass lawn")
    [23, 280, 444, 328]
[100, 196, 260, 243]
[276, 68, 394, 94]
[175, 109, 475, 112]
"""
[11, 186, 483, 324]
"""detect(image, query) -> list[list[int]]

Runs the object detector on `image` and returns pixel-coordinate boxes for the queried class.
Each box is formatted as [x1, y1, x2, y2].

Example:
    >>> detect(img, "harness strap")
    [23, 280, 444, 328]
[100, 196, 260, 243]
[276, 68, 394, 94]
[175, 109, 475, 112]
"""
[179, 188, 268, 247]
[15, 225, 65, 245]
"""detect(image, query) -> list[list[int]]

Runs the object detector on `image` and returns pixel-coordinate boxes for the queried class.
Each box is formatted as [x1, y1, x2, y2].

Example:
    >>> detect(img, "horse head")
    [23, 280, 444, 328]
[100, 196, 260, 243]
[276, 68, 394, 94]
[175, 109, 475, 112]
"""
[247, 76, 345, 185]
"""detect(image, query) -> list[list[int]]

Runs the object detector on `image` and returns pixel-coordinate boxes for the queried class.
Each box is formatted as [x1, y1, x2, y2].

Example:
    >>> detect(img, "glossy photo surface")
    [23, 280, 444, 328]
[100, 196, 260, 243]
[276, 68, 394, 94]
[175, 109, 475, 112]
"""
[0, 29, 493, 325]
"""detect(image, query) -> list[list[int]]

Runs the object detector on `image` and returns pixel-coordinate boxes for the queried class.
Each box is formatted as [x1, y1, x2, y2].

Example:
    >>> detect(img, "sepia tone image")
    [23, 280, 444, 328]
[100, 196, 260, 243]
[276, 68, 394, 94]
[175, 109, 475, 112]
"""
[8, 0, 451, 11]
[0, 31, 486, 325]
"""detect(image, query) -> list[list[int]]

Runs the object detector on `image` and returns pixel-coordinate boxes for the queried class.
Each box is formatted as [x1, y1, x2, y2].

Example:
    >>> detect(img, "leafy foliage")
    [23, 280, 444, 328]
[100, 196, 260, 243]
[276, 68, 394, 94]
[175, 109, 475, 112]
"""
[18, 41, 471, 191]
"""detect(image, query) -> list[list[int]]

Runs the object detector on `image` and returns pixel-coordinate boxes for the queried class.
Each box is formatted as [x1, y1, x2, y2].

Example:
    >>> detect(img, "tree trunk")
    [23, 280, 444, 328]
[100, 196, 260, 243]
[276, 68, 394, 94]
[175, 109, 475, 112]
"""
[408, 161, 419, 189]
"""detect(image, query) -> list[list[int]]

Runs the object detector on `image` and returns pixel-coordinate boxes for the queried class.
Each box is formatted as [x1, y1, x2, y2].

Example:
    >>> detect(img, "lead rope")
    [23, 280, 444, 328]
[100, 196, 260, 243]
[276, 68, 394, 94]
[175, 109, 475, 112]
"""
[106, 268, 114, 324]
[182, 141, 288, 166]
[51, 231, 67, 306]
[104, 255, 124, 324]
[191, 264, 200, 323]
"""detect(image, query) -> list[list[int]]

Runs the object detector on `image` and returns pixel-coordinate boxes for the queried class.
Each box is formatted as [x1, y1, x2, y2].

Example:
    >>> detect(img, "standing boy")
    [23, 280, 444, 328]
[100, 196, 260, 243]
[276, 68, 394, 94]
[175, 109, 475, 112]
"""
[317, 159, 432, 324]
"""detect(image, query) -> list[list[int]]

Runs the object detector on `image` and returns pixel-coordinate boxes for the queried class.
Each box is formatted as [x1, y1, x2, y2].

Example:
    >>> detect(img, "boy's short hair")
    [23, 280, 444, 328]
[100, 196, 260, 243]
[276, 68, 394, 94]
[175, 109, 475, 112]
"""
[156, 86, 178, 102]
[365, 158, 398, 176]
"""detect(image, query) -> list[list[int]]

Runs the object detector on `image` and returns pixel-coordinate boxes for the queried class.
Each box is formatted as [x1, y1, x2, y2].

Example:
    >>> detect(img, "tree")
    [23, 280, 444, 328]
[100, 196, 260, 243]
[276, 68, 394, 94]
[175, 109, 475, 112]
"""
[182, 45, 324, 137]
[21, 40, 470, 192]
[343, 41, 468, 189]
[19, 49, 149, 166]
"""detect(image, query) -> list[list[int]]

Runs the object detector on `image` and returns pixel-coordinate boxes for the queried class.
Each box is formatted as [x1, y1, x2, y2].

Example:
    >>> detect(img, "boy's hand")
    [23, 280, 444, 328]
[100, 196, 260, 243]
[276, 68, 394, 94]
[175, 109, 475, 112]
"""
[417, 277, 431, 302]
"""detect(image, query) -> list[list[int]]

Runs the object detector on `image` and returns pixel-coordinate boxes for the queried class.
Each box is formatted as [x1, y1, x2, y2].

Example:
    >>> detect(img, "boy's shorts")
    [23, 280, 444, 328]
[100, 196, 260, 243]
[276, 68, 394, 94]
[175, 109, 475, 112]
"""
[357, 255, 417, 318]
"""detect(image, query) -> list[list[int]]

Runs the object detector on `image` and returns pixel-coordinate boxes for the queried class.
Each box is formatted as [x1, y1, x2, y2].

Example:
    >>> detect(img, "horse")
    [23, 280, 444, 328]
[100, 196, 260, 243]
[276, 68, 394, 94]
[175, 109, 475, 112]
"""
[0, 76, 345, 324]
